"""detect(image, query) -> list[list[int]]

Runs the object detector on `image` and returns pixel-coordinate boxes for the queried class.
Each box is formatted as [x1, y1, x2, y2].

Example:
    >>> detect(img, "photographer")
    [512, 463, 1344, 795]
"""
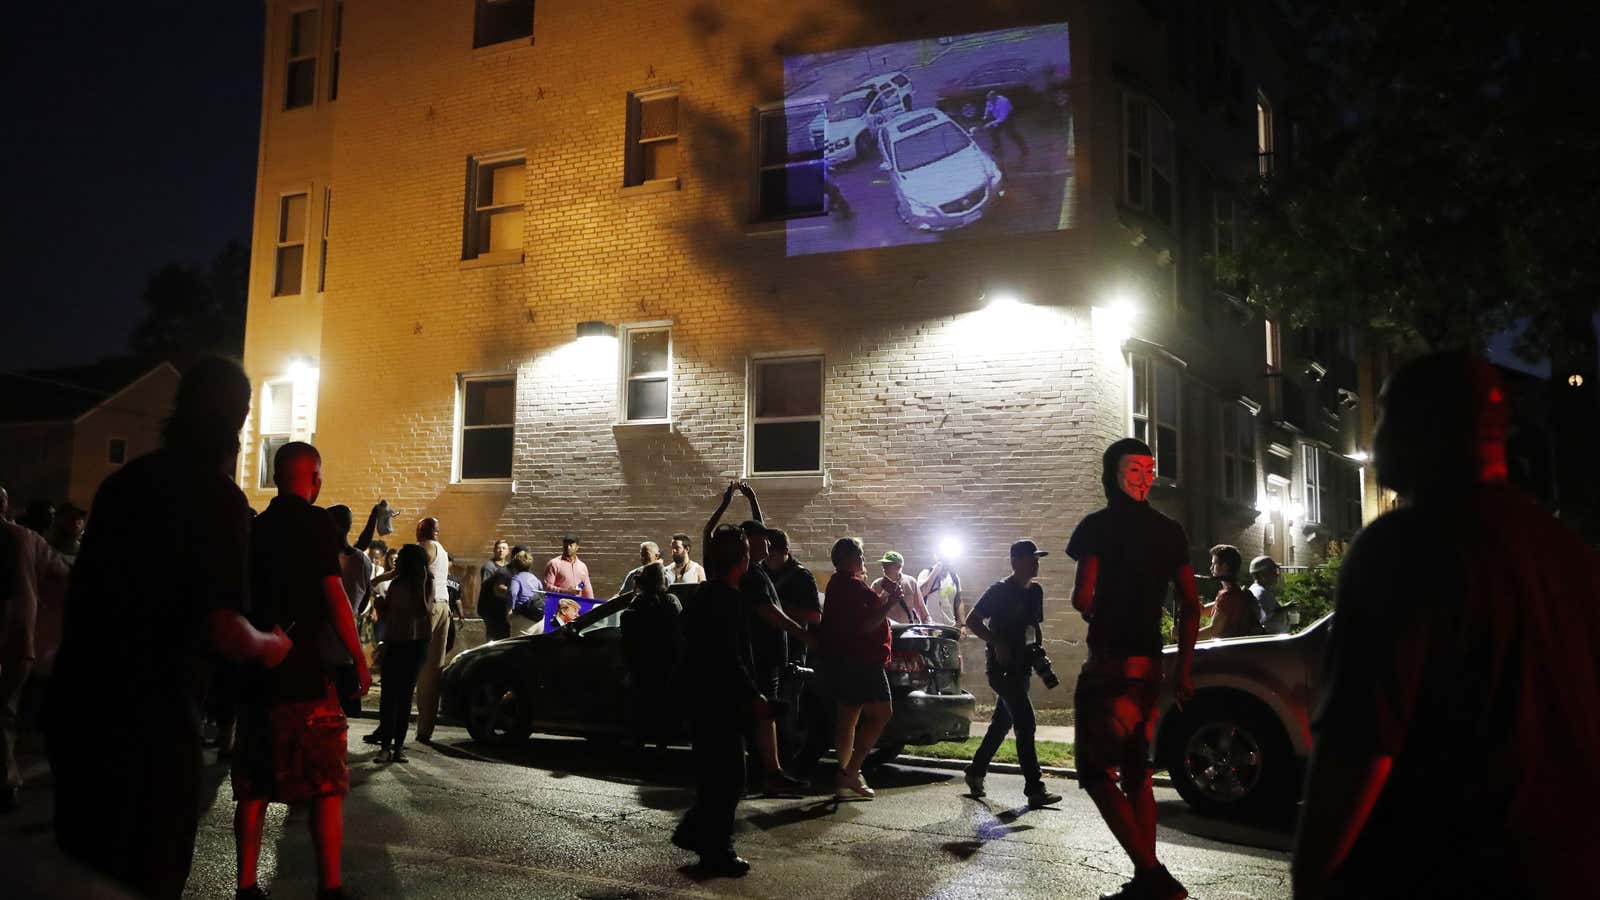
[961, 540, 1063, 808]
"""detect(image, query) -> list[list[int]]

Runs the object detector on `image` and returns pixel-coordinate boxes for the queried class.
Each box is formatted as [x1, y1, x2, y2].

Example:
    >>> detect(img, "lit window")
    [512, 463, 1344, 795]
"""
[620, 324, 671, 422]
[285, 8, 318, 110]
[1129, 355, 1181, 482]
[1219, 403, 1256, 503]
[328, 2, 343, 101]
[258, 381, 294, 489]
[318, 188, 331, 293]
[755, 101, 827, 221]
[750, 356, 824, 475]
[1257, 90, 1275, 177]
[625, 90, 680, 187]
[474, 0, 533, 49]
[273, 192, 309, 296]
[108, 438, 127, 466]
[1123, 95, 1176, 226]
[1302, 444, 1331, 524]
[464, 154, 525, 259]
[457, 376, 515, 481]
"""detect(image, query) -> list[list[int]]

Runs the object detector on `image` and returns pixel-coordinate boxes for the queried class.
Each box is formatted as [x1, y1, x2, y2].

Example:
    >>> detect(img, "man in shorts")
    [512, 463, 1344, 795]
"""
[233, 442, 369, 900]
[1066, 437, 1199, 900]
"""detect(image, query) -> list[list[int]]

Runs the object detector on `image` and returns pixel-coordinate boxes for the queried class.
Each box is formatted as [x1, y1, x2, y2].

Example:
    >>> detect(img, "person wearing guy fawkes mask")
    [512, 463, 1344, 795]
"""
[1065, 437, 1201, 900]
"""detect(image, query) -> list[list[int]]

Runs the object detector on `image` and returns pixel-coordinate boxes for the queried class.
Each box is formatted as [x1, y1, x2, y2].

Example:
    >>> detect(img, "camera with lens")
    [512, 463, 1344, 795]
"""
[1024, 642, 1060, 690]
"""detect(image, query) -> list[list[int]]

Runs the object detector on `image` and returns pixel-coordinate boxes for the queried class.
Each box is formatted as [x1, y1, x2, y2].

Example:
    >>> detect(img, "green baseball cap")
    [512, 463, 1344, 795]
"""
[878, 550, 905, 565]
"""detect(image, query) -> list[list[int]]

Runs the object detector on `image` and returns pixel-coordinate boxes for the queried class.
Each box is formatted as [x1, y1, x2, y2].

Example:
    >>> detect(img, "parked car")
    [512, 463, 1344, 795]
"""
[936, 58, 1071, 124]
[439, 583, 975, 770]
[1153, 612, 1333, 815]
[816, 71, 915, 165]
[878, 108, 1003, 231]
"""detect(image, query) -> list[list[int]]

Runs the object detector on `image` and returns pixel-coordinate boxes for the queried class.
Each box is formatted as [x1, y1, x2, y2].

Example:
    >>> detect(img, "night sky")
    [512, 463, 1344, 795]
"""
[2, 2, 262, 370]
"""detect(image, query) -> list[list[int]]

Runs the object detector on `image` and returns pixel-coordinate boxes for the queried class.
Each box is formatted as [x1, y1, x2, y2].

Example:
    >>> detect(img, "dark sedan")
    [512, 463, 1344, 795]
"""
[935, 57, 1071, 124]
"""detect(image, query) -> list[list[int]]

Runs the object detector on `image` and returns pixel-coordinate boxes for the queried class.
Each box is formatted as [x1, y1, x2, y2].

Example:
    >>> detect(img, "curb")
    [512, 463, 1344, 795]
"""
[896, 754, 1174, 788]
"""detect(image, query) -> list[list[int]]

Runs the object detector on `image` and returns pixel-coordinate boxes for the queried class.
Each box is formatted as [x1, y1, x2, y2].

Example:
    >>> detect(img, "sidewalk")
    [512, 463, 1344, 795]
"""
[969, 721, 1075, 743]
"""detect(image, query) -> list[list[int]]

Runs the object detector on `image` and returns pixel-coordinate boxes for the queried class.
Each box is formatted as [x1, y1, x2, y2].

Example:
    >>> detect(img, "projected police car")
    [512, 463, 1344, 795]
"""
[878, 108, 1003, 231]
[819, 72, 915, 165]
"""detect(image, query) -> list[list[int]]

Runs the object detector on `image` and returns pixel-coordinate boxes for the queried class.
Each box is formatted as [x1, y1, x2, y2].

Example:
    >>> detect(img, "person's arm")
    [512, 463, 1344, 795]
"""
[354, 501, 383, 552]
[702, 481, 738, 550]
[579, 564, 594, 599]
[950, 575, 966, 629]
[208, 610, 292, 667]
[1196, 593, 1229, 640]
[964, 606, 994, 644]
[860, 580, 899, 633]
[1070, 556, 1098, 620]
[1173, 563, 1200, 703]
[372, 568, 397, 586]
[322, 574, 370, 694]
[1293, 741, 1393, 899]
[736, 481, 763, 524]
[905, 577, 932, 624]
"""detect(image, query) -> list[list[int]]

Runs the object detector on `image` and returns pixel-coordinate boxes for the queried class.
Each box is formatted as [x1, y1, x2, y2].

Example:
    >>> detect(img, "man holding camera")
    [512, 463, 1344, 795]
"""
[962, 539, 1063, 809]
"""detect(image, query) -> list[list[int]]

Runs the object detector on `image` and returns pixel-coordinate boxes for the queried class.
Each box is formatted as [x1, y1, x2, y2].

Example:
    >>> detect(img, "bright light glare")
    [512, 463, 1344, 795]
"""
[287, 357, 319, 384]
[1091, 292, 1138, 345]
[985, 292, 1022, 311]
[937, 536, 962, 560]
[1347, 450, 1370, 463]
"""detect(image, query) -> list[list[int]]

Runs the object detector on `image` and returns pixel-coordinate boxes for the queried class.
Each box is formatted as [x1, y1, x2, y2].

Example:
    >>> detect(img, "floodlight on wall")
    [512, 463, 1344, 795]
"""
[937, 536, 963, 561]
[287, 355, 320, 385]
[576, 321, 616, 339]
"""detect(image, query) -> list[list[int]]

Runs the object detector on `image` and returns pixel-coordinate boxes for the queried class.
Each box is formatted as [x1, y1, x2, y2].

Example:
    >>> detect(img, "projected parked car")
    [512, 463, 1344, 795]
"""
[937, 58, 1071, 124]
[879, 108, 1003, 231]
[818, 71, 915, 165]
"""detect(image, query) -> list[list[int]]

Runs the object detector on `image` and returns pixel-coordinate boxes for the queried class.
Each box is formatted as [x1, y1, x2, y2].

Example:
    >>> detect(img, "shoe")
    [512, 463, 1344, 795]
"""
[1025, 787, 1063, 808]
[375, 749, 392, 764]
[835, 770, 875, 800]
[763, 770, 808, 795]
[235, 885, 271, 900]
[963, 768, 986, 798]
[1136, 865, 1188, 900]
[391, 749, 409, 764]
[361, 731, 386, 746]
[697, 852, 751, 877]
[670, 826, 698, 853]
[1098, 879, 1140, 900]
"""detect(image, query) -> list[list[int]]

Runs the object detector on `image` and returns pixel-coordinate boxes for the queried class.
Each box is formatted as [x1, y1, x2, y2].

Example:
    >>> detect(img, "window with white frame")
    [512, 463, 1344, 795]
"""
[108, 438, 127, 466]
[1257, 90, 1275, 177]
[755, 100, 827, 221]
[1220, 402, 1256, 503]
[1302, 444, 1331, 524]
[258, 381, 294, 489]
[625, 89, 680, 187]
[285, 8, 318, 110]
[1123, 95, 1176, 227]
[457, 376, 514, 481]
[474, 0, 534, 49]
[749, 356, 824, 475]
[273, 192, 308, 296]
[464, 154, 525, 259]
[620, 324, 671, 422]
[1129, 355, 1181, 482]
[317, 188, 331, 293]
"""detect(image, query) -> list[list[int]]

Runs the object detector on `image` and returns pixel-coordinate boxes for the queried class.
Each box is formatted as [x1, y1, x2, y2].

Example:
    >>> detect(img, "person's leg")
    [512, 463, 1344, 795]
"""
[234, 800, 269, 889]
[376, 659, 398, 752]
[846, 700, 893, 774]
[0, 655, 33, 796]
[970, 675, 1015, 775]
[309, 795, 345, 891]
[1004, 679, 1042, 791]
[1009, 118, 1028, 155]
[414, 602, 450, 740]
[391, 640, 427, 752]
[1125, 767, 1158, 862]
[833, 703, 862, 775]
[704, 725, 745, 858]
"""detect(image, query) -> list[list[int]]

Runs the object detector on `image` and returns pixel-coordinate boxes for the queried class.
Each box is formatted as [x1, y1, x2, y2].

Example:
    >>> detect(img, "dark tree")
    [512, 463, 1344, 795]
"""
[130, 241, 249, 360]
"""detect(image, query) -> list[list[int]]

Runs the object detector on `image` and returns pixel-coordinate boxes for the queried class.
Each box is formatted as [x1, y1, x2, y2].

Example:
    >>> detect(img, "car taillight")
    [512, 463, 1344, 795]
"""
[888, 650, 927, 674]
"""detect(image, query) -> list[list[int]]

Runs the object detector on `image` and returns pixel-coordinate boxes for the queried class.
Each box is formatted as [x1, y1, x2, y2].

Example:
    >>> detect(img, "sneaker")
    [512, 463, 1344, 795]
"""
[1025, 787, 1064, 809]
[1136, 865, 1188, 900]
[696, 852, 751, 877]
[1097, 879, 1140, 900]
[835, 770, 875, 800]
[963, 768, 986, 798]
[669, 825, 698, 853]
[391, 749, 409, 764]
[235, 885, 272, 900]
[374, 749, 393, 764]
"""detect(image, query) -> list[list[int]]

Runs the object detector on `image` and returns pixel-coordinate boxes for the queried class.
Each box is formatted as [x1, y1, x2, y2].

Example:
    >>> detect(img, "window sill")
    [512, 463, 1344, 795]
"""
[461, 251, 525, 270]
[613, 420, 673, 434]
[743, 474, 826, 491]
[472, 36, 535, 55]
[744, 213, 829, 238]
[450, 480, 514, 493]
[619, 178, 680, 197]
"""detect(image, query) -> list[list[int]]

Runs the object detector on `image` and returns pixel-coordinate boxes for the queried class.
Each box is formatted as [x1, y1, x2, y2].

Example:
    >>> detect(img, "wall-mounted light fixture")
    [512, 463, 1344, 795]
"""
[287, 355, 320, 384]
[576, 320, 616, 339]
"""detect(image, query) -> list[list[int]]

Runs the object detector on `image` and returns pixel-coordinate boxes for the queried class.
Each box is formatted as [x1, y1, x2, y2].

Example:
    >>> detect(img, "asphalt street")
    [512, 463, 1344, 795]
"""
[5, 723, 1292, 899]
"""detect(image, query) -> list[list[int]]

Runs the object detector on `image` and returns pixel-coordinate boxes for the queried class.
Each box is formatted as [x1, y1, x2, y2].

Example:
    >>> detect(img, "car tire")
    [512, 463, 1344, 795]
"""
[463, 668, 533, 745]
[862, 743, 904, 771]
[961, 100, 979, 120]
[1165, 695, 1294, 817]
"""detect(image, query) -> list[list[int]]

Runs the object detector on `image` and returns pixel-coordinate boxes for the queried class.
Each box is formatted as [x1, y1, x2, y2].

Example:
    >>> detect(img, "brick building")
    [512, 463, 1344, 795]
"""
[239, 0, 1367, 701]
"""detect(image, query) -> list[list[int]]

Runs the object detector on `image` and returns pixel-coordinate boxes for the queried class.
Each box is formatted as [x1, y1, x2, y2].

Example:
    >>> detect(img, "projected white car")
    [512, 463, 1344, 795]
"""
[879, 108, 1003, 231]
[818, 72, 915, 165]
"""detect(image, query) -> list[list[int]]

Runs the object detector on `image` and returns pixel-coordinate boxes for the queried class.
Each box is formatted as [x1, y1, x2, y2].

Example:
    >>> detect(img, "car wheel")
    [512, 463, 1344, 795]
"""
[464, 668, 532, 745]
[961, 100, 979, 120]
[863, 743, 904, 771]
[1166, 697, 1294, 816]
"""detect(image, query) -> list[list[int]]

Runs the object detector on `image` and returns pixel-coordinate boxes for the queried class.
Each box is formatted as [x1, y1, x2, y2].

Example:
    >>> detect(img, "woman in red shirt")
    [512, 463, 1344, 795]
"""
[818, 537, 900, 800]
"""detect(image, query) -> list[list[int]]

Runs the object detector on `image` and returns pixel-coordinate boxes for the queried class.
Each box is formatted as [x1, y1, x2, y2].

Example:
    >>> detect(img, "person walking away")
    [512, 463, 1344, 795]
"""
[1294, 353, 1600, 900]
[916, 552, 962, 628]
[621, 541, 671, 594]
[477, 539, 512, 641]
[669, 532, 706, 585]
[327, 505, 373, 717]
[872, 550, 928, 624]
[963, 540, 1064, 808]
[1247, 556, 1288, 634]
[0, 487, 70, 813]
[621, 562, 682, 751]
[982, 90, 1028, 158]
[505, 549, 545, 635]
[1196, 544, 1262, 640]
[670, 525, 765, 876]
[1065, 437, 1199, 900]
[542, 533, 593, 598]
[45, 358, 292, 899]
[818, 537, 898, 800]
[371, 543, 433, 763]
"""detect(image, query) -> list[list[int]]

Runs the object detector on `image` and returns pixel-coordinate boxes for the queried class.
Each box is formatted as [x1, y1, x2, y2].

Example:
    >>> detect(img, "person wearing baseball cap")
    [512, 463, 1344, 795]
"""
[1248, 555, 1288, 634]
[962, 539, 1062, 809]
[871, 550, 929, 624]
[542, 533, 593, 599]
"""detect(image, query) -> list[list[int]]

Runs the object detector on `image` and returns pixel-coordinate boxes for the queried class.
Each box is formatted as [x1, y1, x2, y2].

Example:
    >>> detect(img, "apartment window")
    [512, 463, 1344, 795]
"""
[1302, 444, 1331, 524]
[317, 188, 331, 292]
[1123, 96, 1176, 226]
[755, 101, 827, 221]
[1212, 193, 1237, 283]
[458, 376, 515, 481]
[273, 192, 309, 296]
[474, 0, 533, 49]
[1257, 90, 1275, 178]
[464, 154, 525, 259]
[285, 8, 318, 110]
[1129, 355, 1181, 481]
[1220, 402, 1256, 503]
[1340, 461, 1363, 533]
[625, 90, 680, 187]
[750, 356, 824, 475]
[328, 2, 343, 101]
[258, 381, 293, 489]
[619, 324, 671, 422]
[108, 438, 127, 466]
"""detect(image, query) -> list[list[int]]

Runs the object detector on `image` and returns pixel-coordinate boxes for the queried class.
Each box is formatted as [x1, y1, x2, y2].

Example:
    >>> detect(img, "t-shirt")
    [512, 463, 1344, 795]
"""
[1250, 582, 1288, 634]
[741, 564, 786, 673]
[1210, 583, 1262, 639]
[249, 493, 343, 704]
[1313, 484, 1600, 898]
[769, 558, 821, 663]
[424, 540, 450, 602]
[873, 573, 925, 624]
[1065, 501, 1189, 658]
[819, 572, 892, 666]
[621, 563, 675, 595]
[971, 579, 1044, 674]
[678, 579, 759, 715]
[916, 568, 961, 626]
[478, 559, 508, 613]
[543, 556, 593, 597]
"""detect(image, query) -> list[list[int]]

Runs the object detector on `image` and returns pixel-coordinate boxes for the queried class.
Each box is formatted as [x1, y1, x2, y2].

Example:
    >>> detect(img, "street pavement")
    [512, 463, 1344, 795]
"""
[5, 721, 1293, 899]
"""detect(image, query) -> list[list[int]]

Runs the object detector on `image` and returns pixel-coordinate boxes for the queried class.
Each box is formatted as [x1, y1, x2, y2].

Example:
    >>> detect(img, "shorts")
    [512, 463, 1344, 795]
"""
[824, 659, 891, 706]
[232, 685, 349, 804]
[1072, 671, 1159, 787]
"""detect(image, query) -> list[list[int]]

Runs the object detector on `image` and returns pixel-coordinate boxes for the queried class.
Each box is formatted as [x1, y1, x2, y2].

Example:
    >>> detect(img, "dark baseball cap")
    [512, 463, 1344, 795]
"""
[1009, 540, 1048, 559]
[738, 519, 768, 538]
[562, 533, 581, 544]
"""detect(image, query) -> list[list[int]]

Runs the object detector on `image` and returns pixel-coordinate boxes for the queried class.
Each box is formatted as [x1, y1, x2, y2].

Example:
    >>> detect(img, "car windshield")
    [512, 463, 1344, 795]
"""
[893, 121, 972, 172]
[828, 96, 870, 121]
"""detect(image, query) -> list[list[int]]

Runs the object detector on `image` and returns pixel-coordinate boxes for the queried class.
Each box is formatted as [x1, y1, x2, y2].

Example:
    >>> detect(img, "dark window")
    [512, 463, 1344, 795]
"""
[108, 438, 127, 465]
[258, 436, 291, 489]
[474, 0, 533, 49]
[755, 103, 826, 221]
[328, 2, 343, 101]
[274, 193, 308, 296]
[285, 9, 318, 110]
[459, 377, 514, 480]
[751, 357, 824, 474]
[625, 90, 679, 186]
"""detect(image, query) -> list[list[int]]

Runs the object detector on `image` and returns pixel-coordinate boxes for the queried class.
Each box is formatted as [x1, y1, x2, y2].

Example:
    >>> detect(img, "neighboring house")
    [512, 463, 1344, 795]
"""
[0, 359, 181, 510]
[239, 0, 1367, 702]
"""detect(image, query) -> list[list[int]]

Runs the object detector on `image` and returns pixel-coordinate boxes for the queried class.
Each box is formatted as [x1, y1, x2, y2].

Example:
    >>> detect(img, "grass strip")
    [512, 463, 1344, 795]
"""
[911, 738, 1075, 768]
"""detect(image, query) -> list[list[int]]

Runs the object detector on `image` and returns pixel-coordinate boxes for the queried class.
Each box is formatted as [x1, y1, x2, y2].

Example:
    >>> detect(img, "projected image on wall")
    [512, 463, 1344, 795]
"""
[779, 24, 1074, 257]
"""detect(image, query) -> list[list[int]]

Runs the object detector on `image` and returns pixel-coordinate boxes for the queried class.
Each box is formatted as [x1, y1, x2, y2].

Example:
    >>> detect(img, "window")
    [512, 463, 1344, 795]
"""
[1257, 90, 1275, 177]
[1302, 445, 1331, 524]
[755, 101, 827, 221]
[1129, 355, 1181, 481]
[273, 192, 309, 296]
[620, 324, 671, 422]
[1264, 318, 1283, 418]
[1212, 193, 1237, 283]
[457, 376, 515, 481]
[464, 154, 525, 259]
[1219, 403, 1255, 503]
[1340, 461, 1363, 533]
[328, 2, 343, 101]
[318, 188, 331, 292]
[1123, 96, 1175, 226]
[625, 90, 680, 187]
[474, 0, 533, 49]
[108, 438, 127, 466]
[749, 356, 823, 475]
[285, 8, 318, 110]
[258, 381, 293, 489]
